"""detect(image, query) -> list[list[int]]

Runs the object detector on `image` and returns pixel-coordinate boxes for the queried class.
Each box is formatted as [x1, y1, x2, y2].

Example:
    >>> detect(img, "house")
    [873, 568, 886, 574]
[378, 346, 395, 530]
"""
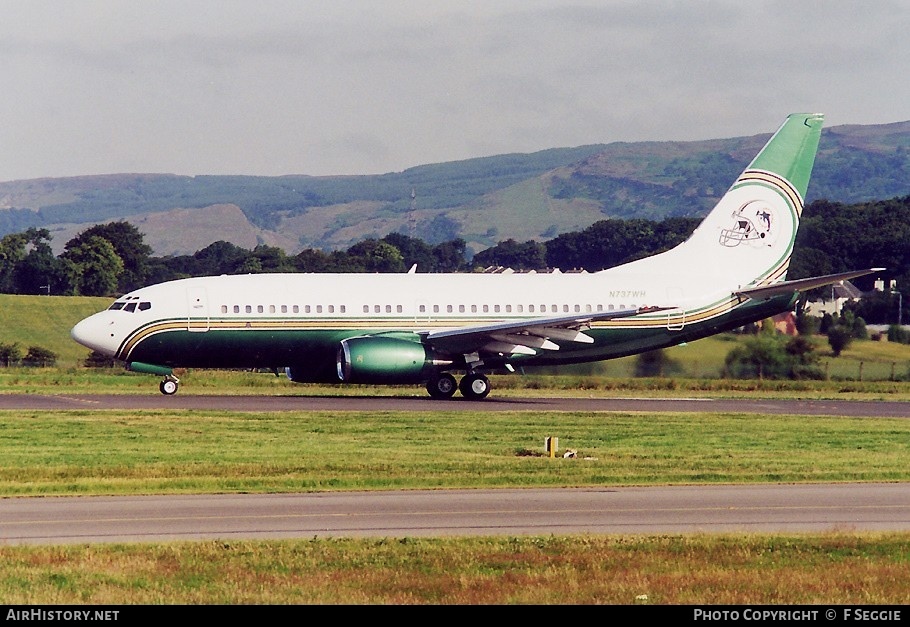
[803, 280, 864, 318]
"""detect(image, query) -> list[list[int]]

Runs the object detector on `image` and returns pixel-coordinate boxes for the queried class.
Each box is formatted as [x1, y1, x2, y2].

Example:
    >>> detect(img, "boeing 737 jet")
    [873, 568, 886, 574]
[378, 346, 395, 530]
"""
[71, 113, 878, 399]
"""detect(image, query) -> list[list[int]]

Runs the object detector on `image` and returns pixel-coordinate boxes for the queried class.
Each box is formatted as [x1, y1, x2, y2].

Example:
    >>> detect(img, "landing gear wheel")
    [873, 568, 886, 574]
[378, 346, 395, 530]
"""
[426, 373, 458, 399]
[459, 373, 490, 400]
[159, 378, 179, 395]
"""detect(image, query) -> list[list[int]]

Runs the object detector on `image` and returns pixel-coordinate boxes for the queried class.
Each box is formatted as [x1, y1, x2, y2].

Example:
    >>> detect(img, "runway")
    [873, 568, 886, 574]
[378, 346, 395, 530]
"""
[1, 394, 908, 545]
[2, 393, 910, 417]
[2, 484, 909, 546]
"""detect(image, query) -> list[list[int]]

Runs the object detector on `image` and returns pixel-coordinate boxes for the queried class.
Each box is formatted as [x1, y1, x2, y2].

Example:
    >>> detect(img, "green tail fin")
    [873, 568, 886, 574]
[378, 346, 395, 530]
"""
[746, 113, 824, 200]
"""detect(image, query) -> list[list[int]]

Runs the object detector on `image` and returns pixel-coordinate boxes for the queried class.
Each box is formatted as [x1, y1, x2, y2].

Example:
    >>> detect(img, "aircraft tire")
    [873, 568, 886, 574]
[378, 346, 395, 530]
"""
[426, 373, 458, 399]
[459, 373, 490, 400]
[159, 379, 178, 395]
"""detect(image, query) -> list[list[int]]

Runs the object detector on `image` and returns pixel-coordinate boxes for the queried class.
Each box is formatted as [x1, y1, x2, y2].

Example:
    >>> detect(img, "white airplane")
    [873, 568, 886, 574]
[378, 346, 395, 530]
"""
[71, 113, 879, 400]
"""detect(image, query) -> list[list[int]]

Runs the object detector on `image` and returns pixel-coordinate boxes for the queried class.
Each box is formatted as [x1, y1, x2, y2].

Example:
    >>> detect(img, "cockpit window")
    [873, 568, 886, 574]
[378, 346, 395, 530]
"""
[109, 300, 151, 312]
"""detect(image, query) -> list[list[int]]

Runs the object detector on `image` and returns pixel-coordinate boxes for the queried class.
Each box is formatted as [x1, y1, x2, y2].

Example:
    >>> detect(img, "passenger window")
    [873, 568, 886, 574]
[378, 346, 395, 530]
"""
[505, 305, 512, 313]
[293, 305, 299, 313]
[316, 305, 323, 313]
[305, 305, 311, 313]
[221, 305, 228, 314]
[483, 305, 489, 313]
[257, 305, 264, 313]
[340, 305, 346, 313]
[269, 305, 276, 314]
[419, 305, 426, 313]
[281, 305, 288, 314]
[447, 305, 453, 313]
[328, 305, 334, 313]
[375, 305, 381, 313]
[363, 305, 370, 313]
[458, 305, 465, 313]
[494, 305, 500, 313]
[245, 305, 252, 313]
[433, 305, 440, 313]
[234, 305, 240, 313]
[396, 305, 402, 313]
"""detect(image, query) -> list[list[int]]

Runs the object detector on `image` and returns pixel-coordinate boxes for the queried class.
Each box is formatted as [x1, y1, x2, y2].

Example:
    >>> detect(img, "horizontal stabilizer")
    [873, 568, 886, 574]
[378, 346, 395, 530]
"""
[735, 268, 884, 300]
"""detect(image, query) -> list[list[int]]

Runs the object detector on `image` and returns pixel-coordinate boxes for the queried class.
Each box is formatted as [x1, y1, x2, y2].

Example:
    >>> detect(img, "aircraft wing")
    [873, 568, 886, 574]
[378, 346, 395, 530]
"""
[422, 305, 669, 356]
[734, 268, 884, 300]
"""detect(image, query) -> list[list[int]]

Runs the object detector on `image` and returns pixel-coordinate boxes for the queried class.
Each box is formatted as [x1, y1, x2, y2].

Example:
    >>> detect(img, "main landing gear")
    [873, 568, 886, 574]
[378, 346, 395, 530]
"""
[425, 372, 490, 400]
[159, 374, 180, 395]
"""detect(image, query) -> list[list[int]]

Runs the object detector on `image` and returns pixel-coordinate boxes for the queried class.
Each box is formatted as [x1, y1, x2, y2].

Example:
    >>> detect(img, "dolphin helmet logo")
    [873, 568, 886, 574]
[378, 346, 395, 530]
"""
[719, 201, 775, 247]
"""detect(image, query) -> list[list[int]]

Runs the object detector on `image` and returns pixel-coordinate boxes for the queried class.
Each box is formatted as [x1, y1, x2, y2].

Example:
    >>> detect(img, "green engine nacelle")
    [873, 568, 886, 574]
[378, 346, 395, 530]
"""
[336, 336, 436, 384]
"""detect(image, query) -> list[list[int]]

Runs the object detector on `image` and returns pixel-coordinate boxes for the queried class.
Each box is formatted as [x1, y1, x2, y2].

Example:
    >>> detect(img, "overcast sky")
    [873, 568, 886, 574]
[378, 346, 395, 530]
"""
[1, 0, 908, 182]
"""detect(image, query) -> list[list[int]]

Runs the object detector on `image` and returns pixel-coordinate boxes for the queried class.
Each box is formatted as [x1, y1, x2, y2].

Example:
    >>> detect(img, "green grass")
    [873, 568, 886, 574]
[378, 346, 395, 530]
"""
[2, 535, 909, 604]
[1, 409, 908, 496]
[5, 366, 910, 402]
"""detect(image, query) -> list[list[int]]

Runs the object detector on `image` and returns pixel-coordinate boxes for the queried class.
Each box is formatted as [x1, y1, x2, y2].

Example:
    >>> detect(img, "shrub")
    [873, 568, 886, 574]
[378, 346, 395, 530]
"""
[634, 349, 683, 377]
[827, 326, 853, 356]
[887, 324, 910, 344]
[0, 342, 22, 367]
[83, 350, 119, 368]
[724, 334, 824, 380]
[23, 346, 57, 367]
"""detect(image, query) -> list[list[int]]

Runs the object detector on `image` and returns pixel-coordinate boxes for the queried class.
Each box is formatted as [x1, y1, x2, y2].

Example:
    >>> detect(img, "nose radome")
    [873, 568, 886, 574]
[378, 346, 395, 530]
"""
[71, 313, 119, 356]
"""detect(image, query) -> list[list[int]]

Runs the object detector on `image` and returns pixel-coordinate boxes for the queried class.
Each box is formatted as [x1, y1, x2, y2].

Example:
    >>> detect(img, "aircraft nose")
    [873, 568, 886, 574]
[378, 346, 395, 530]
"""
[71, 313, 120, 356]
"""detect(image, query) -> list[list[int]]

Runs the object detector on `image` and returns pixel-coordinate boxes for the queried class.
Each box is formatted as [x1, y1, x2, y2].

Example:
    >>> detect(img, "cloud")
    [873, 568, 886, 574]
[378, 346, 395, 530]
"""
[0, 0, 907, 181]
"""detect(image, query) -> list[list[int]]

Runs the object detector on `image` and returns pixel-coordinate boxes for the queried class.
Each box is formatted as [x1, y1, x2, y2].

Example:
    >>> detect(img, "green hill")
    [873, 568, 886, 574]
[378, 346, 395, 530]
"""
[1, 121, 908, 257]
[0, 294, 110, 367]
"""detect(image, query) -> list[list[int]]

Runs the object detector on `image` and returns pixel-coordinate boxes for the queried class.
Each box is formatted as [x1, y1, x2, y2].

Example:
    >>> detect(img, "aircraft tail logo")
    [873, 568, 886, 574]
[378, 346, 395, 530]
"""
[719, 200, 777, 248]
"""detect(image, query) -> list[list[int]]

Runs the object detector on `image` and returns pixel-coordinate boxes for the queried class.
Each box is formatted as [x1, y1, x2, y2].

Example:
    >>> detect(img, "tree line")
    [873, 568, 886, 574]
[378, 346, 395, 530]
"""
[3, 195, 909, 324]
